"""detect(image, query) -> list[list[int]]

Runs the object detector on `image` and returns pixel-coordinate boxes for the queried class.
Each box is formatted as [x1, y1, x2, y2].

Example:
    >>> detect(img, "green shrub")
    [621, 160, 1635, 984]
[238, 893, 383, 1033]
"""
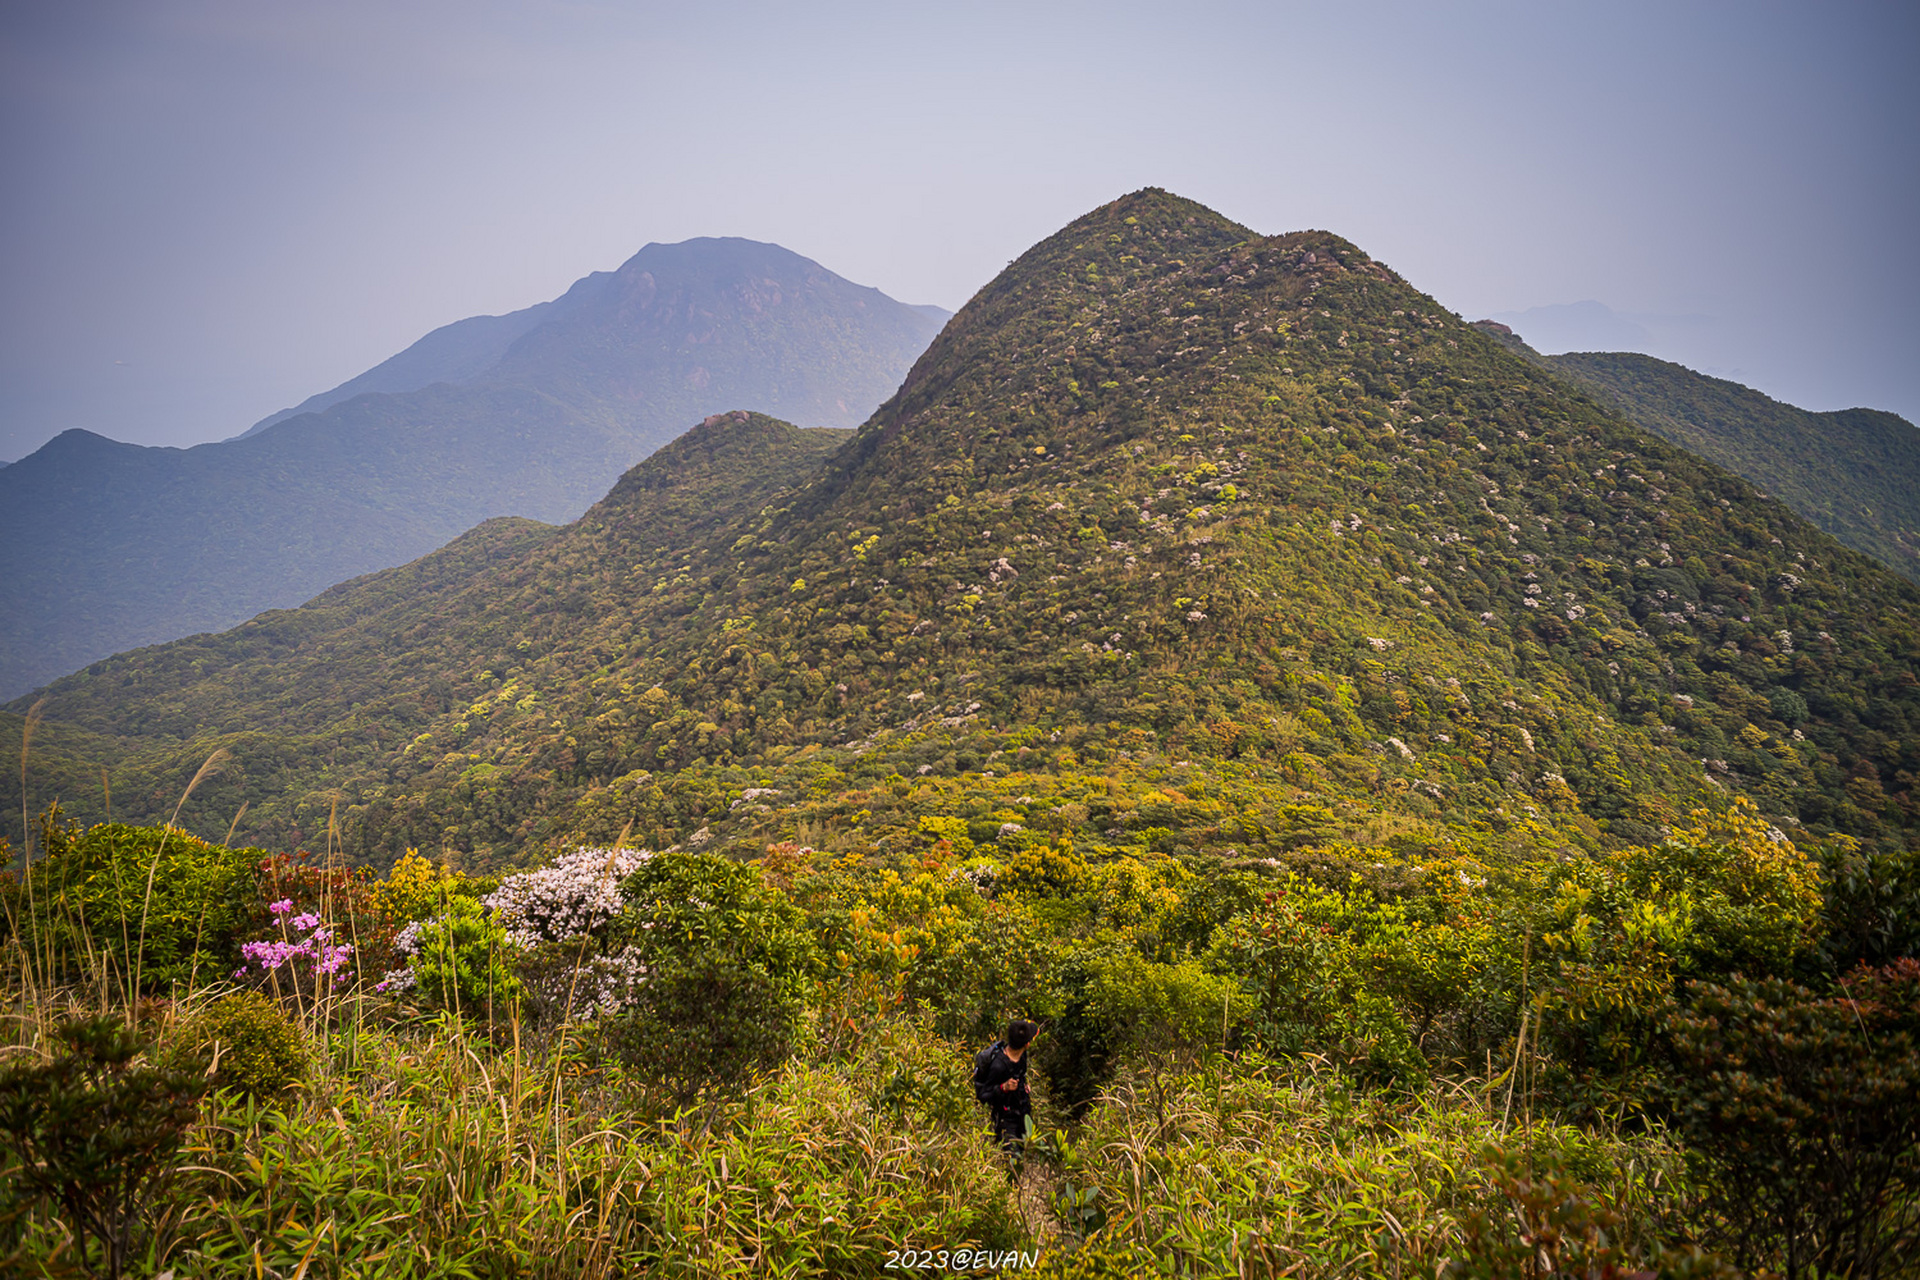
[1083, 948, 1245, 1126]
[0, 1014, 206, 1279]
[407, 897, 523, 1019]
[605, 852, 817, 1117]
[1598, 799, 1824, 982]
[1444, 1141, 1739, 1279]
[1810, 837, 1920, 975]
[861, 1019, 974, 1129]
[895, 893, 1055, 1045]
[1660, 960, 1920, 1277]
[174, 991, 306, 1099]
[2, 813, 262, 994]
[1206, 883, 1426, 1088]
[1029, 948, 1117, 1124]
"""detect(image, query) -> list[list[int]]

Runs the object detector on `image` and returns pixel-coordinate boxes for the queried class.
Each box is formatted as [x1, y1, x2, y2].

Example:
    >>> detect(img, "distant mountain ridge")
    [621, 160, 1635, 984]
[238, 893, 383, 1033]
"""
[11, 190, 1913, 870]
[1466, 323, 1920, 585]
[1546, 351, 1920, 584]
[0, 238, 949, 699]
[236, 300, 556, 438]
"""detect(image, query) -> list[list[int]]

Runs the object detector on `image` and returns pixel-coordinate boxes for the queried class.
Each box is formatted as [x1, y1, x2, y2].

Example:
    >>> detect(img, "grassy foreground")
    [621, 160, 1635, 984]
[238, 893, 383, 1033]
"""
[2, 804, 1915, 1277]
[0, 999, 1694, 1279]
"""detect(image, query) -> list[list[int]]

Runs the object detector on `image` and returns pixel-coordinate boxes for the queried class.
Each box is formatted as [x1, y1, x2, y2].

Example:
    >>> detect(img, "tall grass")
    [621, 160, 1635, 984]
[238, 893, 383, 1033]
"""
[129, 748, 229, 1005]
[1070, 1055, 1691, 1278]
[2, 776, 1724, 1278]
[91, 1010, 1022, 1279]
[2, 791, 1024, 1277]
[7, 699, 50, 1035]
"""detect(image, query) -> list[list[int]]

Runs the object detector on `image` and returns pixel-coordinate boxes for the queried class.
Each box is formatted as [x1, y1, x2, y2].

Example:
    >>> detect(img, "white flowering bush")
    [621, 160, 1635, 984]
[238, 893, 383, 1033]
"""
[472, 846, 654, 1026]
[517, 944, 649, 1025]
[374, 918, 429, 994]
[375, 848, 652, 1018]
[483, 846, 651, 949]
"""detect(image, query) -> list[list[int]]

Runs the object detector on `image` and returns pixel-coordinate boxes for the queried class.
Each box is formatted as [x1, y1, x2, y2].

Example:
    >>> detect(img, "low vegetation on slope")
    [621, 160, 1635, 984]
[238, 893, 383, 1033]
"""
[1545, 350, 1920, 585]
[0, 804, 1913, 1276]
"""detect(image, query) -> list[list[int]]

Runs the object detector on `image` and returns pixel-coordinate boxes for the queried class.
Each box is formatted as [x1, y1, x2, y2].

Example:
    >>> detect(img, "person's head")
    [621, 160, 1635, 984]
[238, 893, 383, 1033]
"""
[1006, 1020, 1036, 1052]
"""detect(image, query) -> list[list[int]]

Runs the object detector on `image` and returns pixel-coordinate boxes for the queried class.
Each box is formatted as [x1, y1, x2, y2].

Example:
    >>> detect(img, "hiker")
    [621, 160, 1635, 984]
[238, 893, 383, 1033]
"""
[973, 1019, 1036, 1152]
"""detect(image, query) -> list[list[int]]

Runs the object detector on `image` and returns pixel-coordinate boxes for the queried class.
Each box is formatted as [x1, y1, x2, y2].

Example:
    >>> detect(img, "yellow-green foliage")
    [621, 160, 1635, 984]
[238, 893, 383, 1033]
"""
[174, 991, 306, 1099]
[916, 815, 975, 855]
[154, 1020, 1021, 1279]
[1001, 841, 1091, 898]
[1538, 798, 1824, 1015]
[1026, 1235, 1159, 1279]
[1608, 798, 1823, 974]
[1063, 1057, 1692, 1278]
[371, 847, 474, 924]
[1086, 952, 1244, 1060]
[1088, 854, 1186, 935]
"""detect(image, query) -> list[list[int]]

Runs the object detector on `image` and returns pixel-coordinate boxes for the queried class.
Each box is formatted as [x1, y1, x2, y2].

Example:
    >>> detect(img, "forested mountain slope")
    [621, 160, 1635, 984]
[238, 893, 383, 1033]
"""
[5, 414, 847, 849]
[0, 238, 947, 699]
[9, 191, 1915, 870]
[1544, 349, 1920, 584]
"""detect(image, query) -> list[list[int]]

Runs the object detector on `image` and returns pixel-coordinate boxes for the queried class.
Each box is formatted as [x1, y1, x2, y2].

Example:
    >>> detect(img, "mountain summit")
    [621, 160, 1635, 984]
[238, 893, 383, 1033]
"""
[0, 239, 947, 698]
[243, 238, 942, 438]
[10, 190, 1916, 866]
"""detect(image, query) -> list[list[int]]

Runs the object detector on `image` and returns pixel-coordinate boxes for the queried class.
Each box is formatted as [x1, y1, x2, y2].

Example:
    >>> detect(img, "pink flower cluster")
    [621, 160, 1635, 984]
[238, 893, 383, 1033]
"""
[234, 898, 353, 981]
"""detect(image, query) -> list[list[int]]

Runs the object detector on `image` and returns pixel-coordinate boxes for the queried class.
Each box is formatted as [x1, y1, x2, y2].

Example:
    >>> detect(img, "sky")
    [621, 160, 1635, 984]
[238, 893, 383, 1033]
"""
[2, 0, 1916, 462]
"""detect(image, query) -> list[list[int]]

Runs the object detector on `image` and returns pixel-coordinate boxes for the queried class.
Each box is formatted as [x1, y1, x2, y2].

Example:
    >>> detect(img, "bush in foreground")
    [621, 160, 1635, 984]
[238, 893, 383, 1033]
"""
[0, 1014, 206, 1278]
[170, 990, 307, 1100]
[1662, 960, 1920, 1277]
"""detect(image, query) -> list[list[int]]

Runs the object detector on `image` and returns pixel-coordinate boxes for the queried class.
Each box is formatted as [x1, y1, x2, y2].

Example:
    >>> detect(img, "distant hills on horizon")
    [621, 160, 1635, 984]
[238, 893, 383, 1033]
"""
[0, 237, 950, 699]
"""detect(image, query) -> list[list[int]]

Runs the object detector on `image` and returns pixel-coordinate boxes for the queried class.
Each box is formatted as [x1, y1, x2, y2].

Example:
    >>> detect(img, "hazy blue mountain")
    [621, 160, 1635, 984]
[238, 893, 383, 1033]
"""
[0, 238, 949, 699]
[235, 300, 556, 438]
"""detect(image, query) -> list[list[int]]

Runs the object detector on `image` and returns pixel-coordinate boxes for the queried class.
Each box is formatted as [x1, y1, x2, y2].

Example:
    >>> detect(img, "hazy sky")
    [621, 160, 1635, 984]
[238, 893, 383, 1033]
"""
[2, 0, 1915, 462]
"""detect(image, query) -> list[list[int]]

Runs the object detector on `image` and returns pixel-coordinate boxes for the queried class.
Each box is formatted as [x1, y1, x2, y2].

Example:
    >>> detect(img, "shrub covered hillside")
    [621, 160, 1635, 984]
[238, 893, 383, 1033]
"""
[1, 188, 1917, 1276]
[1543, 348, 1920, 586]
[7, 189, 1914, 874]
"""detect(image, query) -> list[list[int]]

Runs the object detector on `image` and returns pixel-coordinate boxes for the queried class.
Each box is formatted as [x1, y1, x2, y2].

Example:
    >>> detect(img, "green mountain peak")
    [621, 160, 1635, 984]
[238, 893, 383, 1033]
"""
[7, 193, 1915, 869]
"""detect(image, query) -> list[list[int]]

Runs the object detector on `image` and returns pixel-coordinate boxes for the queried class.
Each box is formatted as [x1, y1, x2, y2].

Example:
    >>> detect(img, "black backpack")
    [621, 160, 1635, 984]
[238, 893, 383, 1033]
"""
[973, 1039, 1026, 1109]
[973, 1040, 1003, 1079]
